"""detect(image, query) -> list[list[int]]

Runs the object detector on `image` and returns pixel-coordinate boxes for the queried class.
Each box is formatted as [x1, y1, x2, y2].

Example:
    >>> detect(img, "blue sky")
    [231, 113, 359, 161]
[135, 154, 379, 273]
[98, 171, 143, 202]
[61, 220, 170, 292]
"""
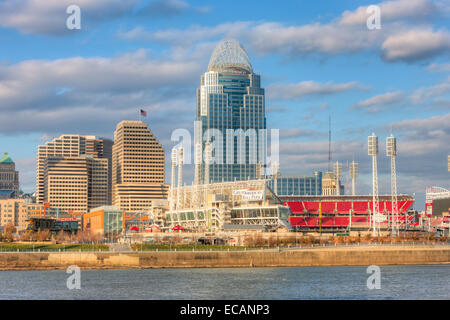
[0, 0, 449, 209]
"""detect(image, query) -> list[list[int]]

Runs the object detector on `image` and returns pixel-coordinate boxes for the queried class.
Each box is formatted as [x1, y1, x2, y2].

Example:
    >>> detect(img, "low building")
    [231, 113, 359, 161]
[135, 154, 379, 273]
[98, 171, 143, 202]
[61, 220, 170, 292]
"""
[431, 197, 450, 217]
[425, 186, 450, 217]
[83, 206, 124, 236]
[161, 179, 292, 232]
[0, 199, 29, 231]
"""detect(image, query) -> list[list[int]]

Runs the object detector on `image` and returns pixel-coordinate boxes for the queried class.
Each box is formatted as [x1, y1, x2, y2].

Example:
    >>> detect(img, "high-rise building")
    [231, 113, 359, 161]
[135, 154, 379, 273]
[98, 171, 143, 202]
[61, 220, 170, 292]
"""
[102, 139, 114, 204]
[194, 39, 266, 184]
[43, 156, 108, 214]
[112, 120, 168, 213]
[36, 135, 111, 204]
[0, 153, 20, 199]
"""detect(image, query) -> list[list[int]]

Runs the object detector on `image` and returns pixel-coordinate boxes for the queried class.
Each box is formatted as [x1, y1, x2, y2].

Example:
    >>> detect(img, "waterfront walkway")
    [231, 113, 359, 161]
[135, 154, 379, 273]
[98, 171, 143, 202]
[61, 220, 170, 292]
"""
[0, 242, 449, 253]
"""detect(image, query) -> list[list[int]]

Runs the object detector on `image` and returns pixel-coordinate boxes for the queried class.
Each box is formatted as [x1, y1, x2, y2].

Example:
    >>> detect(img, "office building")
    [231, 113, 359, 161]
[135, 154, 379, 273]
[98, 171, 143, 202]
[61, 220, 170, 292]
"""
[43, 156, 108, 214]
[194, 39, 266, 184]
[112, 120, 168, 213]
[0, 153, 20, 199]
[36, 135, 111, 205]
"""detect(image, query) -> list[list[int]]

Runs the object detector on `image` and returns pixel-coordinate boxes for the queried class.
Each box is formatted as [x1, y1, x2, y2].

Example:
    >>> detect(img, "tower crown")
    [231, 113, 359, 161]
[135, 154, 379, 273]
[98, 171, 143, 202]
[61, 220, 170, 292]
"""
[208, 38, 253, 74]
[0, 152, 14, 164]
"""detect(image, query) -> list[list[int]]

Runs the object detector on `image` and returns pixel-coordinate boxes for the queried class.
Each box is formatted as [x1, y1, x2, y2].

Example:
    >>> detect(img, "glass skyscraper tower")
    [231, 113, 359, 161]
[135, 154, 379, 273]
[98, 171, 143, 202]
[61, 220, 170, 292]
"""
[194, 39, 266, 184]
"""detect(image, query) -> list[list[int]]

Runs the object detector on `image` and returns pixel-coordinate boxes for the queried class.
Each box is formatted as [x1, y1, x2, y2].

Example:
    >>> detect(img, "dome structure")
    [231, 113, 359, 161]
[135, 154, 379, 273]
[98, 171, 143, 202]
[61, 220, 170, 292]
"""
[208, 38, 253, 73]
[0, 152, 13, 164]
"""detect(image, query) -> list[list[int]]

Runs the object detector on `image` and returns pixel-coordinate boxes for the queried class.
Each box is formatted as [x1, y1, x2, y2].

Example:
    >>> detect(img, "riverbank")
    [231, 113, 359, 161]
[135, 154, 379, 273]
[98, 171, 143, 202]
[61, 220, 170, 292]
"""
[0, 245, 449, 270]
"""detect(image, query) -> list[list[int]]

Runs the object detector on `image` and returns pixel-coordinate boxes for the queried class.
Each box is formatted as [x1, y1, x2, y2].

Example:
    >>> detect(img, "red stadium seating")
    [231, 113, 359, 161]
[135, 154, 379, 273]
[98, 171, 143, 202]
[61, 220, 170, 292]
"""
[352, 201, 369, 213]
[286, 202, 304, 214]
[321, 202, 335, 213]
[337, 202, 353, 213]
[304, 202, 320, 213]
[286, 199, 414, 230]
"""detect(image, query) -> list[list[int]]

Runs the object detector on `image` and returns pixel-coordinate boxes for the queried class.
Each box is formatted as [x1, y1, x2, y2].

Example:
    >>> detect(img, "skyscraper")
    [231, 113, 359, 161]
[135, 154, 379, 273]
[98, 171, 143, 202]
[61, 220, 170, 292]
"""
[0, 153, 20, 199]
[43, 156, 108, 214]
[194, 39, 266, 184]
[36, 135, 111, 204]
[112, 120, 168, 213]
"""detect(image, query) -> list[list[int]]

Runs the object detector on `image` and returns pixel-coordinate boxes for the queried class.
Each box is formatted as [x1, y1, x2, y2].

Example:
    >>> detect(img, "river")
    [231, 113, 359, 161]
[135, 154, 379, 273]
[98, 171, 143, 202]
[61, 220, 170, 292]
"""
[0, 265, 448, 299]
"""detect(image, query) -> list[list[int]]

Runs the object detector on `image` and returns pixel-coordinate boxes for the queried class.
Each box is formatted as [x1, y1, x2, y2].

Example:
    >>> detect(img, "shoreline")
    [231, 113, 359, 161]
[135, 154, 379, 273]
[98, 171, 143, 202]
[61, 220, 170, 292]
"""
[0, 246, 449, 271]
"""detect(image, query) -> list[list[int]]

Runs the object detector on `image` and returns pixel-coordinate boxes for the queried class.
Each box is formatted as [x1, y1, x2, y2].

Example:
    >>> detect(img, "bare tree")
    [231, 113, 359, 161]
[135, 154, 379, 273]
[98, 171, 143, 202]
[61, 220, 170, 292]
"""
[56, 230, 67, 243]
[3, 223, 16, 242]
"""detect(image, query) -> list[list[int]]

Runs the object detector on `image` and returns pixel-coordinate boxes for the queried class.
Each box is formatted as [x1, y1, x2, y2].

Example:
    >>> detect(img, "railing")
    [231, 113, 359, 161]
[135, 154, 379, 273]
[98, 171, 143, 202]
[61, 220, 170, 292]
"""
[1, 242, 448, 253]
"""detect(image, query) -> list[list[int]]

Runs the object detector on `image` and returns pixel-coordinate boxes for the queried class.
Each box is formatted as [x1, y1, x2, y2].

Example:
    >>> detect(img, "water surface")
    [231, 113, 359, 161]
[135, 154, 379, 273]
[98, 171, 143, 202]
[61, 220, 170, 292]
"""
[0, 265, 448, 299]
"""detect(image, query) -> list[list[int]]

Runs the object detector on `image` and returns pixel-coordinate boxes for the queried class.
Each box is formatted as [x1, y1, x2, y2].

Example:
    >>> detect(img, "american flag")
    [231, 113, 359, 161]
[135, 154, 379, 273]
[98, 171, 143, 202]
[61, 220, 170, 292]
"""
[140, 109, 147, 117]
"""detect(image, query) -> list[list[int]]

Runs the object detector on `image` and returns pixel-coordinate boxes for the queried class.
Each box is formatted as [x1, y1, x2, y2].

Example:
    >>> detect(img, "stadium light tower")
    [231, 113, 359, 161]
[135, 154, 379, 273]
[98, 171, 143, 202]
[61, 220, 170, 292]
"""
[368, 133, 382, 236]
[386, 134, 399, 237]
[333, 161, 342, 195]
[350, 161, 358, 195]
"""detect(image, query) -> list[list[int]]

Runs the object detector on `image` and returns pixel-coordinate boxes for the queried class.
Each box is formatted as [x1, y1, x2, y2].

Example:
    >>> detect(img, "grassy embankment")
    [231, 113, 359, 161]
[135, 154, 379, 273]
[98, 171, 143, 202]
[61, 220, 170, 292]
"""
[131, 244, 253, 251]
[0, 243, 109, 251]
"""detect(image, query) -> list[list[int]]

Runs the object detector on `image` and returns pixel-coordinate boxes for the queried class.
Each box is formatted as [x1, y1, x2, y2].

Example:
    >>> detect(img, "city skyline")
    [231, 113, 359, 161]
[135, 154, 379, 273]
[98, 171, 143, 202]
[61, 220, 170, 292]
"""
[0, 0, 449, 209]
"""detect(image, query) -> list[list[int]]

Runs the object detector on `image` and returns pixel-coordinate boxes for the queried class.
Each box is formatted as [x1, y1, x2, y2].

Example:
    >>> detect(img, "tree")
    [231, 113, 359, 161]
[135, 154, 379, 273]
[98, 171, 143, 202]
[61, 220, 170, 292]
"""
[4, 223, 16, 234]
[20, 231, 33, 241]
[3, 223, 16, 242]
[56, 230, 67, 243]
[37, 230, 50, 241]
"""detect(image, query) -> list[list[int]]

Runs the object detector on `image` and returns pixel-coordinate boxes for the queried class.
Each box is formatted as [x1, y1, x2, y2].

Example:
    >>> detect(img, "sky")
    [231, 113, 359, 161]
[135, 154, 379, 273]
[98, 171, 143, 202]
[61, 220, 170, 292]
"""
[0, 0, 449, 210]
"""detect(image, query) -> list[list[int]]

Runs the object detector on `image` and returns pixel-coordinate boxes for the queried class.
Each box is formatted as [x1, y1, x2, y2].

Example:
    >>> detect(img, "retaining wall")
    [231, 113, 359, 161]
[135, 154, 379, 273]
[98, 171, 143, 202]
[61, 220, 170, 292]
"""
[0, 246, 449, 270]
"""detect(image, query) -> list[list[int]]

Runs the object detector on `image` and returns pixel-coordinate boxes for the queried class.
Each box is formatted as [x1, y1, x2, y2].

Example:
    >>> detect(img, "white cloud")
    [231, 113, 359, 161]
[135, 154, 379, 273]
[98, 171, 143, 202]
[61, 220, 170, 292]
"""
[118, 22, 253, 46]
[339, 0, 437, 25]
[279, 128, 326, 139]
[0, 49, 202, 112]
[267, 81, 363, 100]
[427, 63, 450, 72]
[382, 28, 450, 62]
[0, 0, 138, 35]
[121, 0, 449, 63]
[411, 76, 450, 104]
[351, 91, 405, 112]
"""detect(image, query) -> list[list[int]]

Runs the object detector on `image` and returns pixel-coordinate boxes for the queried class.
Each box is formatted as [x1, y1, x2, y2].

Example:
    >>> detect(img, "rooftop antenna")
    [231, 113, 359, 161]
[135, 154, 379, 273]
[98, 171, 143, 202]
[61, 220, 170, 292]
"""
[328, 116, 332, 172]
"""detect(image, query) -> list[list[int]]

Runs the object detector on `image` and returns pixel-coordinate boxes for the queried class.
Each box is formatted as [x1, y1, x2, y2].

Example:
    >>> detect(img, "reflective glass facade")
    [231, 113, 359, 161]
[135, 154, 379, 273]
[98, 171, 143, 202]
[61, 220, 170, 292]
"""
[268, 172, 323, 196]
[195, 40, 266, 184]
